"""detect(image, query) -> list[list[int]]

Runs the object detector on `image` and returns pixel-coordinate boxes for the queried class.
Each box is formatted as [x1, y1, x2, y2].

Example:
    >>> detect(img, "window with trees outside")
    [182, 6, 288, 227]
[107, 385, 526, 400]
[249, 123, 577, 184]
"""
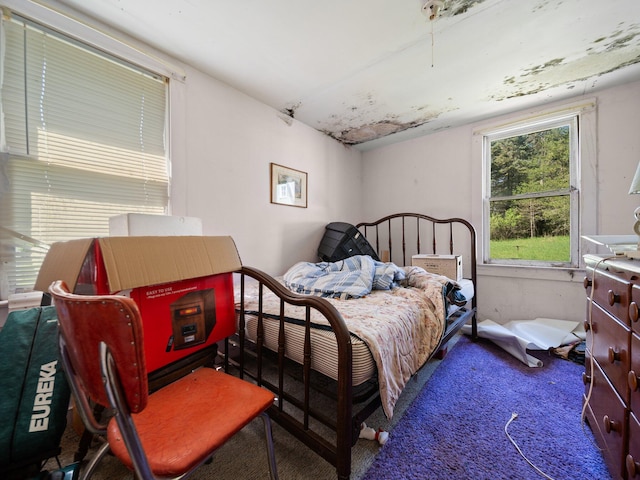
[483, 115, 579, 268]
[0, 12, 169, 299]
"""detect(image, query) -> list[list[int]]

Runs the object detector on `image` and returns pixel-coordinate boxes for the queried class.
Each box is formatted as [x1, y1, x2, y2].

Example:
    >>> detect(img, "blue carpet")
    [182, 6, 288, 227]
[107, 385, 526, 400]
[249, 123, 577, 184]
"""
[362, 335, 610, 480]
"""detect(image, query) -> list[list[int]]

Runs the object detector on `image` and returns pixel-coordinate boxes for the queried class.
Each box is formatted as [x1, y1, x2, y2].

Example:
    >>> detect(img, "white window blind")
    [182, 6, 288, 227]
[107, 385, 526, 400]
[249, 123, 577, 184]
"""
[0, 13, 169, 299]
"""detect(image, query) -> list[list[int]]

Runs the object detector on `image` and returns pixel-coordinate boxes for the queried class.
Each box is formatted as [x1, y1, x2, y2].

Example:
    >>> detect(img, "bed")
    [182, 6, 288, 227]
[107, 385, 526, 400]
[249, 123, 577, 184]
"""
[221, 213, 478, 480]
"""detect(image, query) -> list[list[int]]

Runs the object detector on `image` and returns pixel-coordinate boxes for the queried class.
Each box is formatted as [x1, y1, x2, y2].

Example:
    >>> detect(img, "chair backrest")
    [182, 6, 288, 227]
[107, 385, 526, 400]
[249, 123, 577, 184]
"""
[49, 280, 148, 413]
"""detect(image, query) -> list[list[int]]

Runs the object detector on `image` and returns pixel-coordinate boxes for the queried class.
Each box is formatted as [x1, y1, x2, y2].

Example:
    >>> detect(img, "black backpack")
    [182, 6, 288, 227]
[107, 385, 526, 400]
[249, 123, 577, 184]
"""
[317, 222, 379, 262]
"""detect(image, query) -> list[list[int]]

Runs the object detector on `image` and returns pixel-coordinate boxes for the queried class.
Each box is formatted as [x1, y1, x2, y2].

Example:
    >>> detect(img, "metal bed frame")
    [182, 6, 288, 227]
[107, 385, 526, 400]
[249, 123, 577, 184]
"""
[223, 213, 478, 479]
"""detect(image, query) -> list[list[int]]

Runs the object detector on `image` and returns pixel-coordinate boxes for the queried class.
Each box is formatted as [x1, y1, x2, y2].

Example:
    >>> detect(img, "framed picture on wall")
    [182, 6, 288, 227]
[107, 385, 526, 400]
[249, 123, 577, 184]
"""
[270, 163, 307, 208]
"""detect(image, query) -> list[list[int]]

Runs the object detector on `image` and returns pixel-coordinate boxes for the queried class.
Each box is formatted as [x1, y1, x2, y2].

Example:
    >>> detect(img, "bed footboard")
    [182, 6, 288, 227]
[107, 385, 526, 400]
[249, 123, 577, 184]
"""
[229, 265, 355, 480]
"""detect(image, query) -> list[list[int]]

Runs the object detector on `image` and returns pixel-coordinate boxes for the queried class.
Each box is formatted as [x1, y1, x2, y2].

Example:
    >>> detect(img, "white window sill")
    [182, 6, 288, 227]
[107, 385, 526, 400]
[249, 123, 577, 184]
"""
[477, 263, 586, 283]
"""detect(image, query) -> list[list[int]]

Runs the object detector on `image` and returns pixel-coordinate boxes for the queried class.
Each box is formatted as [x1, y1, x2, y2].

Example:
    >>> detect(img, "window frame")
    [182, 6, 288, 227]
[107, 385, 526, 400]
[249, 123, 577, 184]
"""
[0, 4, 182, 298]
[482, 115, 579, 268]
[472, 99, 597, 277]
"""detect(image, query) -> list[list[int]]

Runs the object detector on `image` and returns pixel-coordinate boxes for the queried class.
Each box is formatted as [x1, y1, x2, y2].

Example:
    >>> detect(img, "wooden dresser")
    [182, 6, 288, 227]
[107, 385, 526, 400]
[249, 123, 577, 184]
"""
[584, 254, 640, 479]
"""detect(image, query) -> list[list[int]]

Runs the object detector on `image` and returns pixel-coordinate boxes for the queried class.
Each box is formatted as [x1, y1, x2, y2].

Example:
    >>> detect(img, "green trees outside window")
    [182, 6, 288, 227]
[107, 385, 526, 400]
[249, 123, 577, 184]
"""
[489, 126, 572, 263]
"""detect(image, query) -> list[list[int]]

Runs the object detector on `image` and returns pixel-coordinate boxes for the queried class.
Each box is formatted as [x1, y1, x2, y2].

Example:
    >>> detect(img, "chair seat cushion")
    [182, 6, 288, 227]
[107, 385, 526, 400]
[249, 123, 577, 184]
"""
[107, 367, 275, 476]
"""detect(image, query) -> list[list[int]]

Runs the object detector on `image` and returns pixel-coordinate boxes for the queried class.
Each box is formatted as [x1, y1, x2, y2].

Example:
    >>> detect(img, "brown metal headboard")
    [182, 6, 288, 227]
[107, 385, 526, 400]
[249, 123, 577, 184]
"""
[356, 212, 477, 309]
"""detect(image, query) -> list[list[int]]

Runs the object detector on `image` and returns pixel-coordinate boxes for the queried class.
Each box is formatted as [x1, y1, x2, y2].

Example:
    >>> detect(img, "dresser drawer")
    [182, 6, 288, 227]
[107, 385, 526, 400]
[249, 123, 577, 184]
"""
[582, 396, 605, 468]
[631, 332, 640, 415]
[631, 285, 640, 334]
[587, 266, 631, 326]
[584, 358, 627, 479]
[587, 300, 631, 401]
[628, 412, 640, 478]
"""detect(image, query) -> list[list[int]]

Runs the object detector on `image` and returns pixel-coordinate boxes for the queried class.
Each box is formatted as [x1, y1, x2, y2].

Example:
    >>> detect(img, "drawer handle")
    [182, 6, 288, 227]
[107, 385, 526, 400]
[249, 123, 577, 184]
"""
[608, 289, 620, 306]
[631, 302, 639, 323]
[627, 454, 640, 478]
[583, 277, 592, 289]
[583, 320, 591, 332]
[582, 372, 591, 385]
[603, 414, 620, 434]
[608, 347, 622, 363]
[630, 370, 640, 391]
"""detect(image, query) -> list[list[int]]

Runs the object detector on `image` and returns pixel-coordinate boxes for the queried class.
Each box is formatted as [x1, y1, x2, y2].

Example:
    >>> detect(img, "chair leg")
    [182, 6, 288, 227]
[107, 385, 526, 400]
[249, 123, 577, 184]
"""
[260, 412, 278, 480]
[79, 442, 111, 480]
[74, 403, 106, 462]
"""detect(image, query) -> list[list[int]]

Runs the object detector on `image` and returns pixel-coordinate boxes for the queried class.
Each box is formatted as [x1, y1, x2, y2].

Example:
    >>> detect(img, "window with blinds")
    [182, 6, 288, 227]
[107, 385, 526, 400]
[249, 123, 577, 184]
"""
[0, 13, 169, 299]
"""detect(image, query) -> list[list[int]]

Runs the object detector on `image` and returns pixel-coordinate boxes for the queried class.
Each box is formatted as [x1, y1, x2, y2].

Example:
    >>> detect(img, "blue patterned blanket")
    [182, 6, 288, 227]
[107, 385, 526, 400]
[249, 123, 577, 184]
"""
[283, 255, 405, 299]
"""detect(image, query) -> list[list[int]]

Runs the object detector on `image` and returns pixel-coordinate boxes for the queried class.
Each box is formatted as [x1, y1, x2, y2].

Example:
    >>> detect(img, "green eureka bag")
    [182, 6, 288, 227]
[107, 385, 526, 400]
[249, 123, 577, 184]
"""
[0, 306, 71, 475]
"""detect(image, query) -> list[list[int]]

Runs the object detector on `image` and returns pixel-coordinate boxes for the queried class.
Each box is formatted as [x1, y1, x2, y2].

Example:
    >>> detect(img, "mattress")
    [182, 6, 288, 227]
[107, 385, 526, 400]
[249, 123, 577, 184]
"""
[238, 271, 474, 415]
[242, 277, 474, 387]
[243, 312, 376, 386]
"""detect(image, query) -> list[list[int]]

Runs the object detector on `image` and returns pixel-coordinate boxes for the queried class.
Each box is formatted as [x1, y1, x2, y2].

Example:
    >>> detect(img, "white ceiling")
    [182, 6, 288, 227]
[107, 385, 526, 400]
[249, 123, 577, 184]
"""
[52, 0, 640, 150]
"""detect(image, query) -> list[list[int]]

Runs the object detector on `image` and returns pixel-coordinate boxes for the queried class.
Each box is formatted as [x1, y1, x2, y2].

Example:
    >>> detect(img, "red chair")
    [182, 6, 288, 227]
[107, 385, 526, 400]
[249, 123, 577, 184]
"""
[49, 280, 278, 480]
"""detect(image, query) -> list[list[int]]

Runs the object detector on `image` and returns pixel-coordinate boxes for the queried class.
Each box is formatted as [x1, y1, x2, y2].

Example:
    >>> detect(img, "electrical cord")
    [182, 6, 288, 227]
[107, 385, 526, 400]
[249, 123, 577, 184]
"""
[580, 255, 616, 450]
[506, 258, 617, 479]
[504, 413, 557, 480]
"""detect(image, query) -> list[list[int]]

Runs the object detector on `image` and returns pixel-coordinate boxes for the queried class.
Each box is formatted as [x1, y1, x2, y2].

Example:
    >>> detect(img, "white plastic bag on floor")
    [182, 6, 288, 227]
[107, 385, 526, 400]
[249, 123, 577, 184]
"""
[462, 318, 581, 367]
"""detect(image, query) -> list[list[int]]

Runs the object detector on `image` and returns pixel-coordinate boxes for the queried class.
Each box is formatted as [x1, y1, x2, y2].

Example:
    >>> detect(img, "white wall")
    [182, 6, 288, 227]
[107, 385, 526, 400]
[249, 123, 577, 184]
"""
[361, 80, 640, 324]
[596, 81, 640, 234]
[360, 126, 474, 219]
[169, 65, 364, 276]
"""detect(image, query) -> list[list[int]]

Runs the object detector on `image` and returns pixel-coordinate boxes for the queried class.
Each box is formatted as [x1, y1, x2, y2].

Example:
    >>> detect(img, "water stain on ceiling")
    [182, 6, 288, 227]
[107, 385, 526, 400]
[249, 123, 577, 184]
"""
[493, 22, 640, 101]
[56, 0, 640, 150]
[285, 1, 640, 149]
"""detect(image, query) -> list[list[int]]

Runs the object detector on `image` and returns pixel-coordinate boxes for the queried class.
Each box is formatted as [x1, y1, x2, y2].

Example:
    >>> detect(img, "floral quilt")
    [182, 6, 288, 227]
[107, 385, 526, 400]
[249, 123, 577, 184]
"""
[240, 265, 452, 418]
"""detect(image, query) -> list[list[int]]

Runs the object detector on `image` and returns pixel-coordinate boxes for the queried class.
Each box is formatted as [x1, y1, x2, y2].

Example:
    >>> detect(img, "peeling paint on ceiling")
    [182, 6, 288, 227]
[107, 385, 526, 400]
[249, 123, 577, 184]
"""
[493, 21, 640, 101]
[323, 105, 455, 145]
[56, 0, 640, 150]
[441, 0, 488, 17]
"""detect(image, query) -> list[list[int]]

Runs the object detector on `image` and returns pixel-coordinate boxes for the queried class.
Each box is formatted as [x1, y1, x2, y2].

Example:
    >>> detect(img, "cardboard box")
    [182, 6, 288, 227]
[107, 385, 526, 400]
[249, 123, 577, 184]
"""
[109, 213, 203, 236]
[412, 254, 462, 281]
[35, 236, 241, 373]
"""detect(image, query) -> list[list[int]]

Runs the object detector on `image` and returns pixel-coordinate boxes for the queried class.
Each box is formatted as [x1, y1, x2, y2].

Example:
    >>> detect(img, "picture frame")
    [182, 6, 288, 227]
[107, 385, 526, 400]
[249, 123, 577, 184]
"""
[270, 163, 308, 208]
